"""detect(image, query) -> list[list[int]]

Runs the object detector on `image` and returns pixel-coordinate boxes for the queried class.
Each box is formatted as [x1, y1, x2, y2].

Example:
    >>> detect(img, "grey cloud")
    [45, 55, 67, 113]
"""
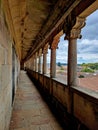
[77, 39, 98, 54]
[82, 10, 98, 40]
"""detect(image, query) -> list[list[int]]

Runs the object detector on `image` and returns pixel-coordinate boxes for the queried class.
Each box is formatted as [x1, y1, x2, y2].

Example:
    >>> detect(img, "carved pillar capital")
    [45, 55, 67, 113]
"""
[66, 28, 82, 39]
[65, 17, 86, 40]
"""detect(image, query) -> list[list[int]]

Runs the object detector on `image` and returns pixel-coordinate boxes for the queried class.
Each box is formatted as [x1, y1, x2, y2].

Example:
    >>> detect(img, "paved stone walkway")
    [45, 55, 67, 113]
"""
[9, 71, 63, 130]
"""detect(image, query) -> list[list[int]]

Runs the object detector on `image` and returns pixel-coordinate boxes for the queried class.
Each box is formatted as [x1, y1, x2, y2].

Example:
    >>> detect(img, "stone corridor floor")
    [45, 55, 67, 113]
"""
[9, 71, 63, 130]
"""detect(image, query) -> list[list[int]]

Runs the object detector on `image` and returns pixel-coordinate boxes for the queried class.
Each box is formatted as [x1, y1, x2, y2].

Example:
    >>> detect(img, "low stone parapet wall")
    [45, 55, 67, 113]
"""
[27, 69, 98, 130]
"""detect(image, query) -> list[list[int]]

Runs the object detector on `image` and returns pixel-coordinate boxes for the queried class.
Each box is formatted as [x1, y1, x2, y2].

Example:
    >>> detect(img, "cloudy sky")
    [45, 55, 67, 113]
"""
[47, 10, 98, 64]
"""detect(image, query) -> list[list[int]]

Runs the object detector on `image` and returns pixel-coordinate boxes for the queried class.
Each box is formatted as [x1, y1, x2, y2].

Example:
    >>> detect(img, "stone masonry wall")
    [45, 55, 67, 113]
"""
[0, 4, 20, 130]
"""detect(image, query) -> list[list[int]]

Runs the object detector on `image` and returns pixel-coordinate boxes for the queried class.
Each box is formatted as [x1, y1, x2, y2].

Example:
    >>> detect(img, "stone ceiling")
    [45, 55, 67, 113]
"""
[2, 0, 98, 62]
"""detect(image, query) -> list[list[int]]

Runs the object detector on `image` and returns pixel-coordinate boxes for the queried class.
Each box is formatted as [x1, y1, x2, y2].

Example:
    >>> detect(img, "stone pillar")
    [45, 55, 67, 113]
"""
[32, 56, 35, 71]
[65, 17, 85, 86]
[38, 56, 41, 73]
[35, 52, 38, 72]
[50, 37, 60, 78]
[64, 17, 85, 113]
[38, 49, 42, 73]
[43, 53, 47, 74]
[50, 49, 56, 78]
[67, 31, 78, 86]
[43, 43, 48, 74]
[34, 57, 36, 71]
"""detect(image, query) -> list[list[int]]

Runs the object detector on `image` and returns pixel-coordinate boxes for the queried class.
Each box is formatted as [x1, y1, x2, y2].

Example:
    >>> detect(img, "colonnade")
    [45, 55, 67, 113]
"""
[25, 16, 98, 129]
[26, 17, 85, 87]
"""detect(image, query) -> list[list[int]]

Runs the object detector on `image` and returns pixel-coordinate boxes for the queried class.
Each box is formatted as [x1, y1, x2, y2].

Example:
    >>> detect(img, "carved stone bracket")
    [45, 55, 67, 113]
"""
[50, 31, 63, 49]
[65, 17, 86, 40]
[43, 43, 49, 54]
[74, 17, 86, 29]
[50, 36, 60, 50]
[38, 49, 42, 56]
[35, 52, 38, 58]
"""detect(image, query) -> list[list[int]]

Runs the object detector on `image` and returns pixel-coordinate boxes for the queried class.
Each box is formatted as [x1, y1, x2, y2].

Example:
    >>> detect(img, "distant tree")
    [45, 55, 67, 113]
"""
[89, 63, 98, 70]
[81, 67, 94, 73]
[81, 63, 85, 66]
[57, 62, 61, 67]
[81, 62, 98, 71]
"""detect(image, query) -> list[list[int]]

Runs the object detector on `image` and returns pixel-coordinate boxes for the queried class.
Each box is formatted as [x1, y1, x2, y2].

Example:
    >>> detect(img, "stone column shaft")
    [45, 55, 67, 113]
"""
[33, 58, 35, 71]
[50, 36, 60, 78]
[43, 53, 47, 74]
[38, 56, 41, 73]
[65, 35, 77, 114]
[43, 43, 48, 75]
[66, 17, 86, 86]
[64, 17, 85, 114]
[50, 49, 56, 78]
[35, 54, 37, 72]
[68, 38, 77, 86]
